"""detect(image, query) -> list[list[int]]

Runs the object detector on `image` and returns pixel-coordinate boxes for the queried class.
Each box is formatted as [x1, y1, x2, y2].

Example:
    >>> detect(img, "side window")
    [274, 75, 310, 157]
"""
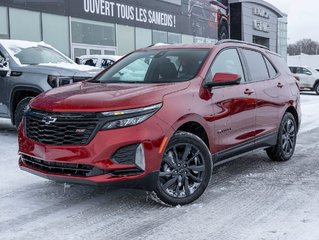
[296, 67, 304, 74]
[301, 67, 311, 75]
[101, 59, 114, 68]
[289, 67, 297, 74]
[242, 49, 269, 81]
[0, 52, 5, 65]
[84, 58, 97, 67]
[205, 48, 246, 83]
[264, 57, 277, 78]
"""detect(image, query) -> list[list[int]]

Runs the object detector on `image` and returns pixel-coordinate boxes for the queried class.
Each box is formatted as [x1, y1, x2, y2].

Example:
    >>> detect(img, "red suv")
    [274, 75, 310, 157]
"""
[18, 40, 300, 206]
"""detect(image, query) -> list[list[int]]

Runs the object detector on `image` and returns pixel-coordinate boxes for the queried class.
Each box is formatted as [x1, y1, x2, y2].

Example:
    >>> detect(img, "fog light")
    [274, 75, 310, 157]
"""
[135, 144, 145, 171]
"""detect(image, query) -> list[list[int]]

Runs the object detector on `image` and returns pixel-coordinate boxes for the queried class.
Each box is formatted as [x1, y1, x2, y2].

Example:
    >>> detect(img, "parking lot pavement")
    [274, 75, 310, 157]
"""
[1, 94, 319, 240]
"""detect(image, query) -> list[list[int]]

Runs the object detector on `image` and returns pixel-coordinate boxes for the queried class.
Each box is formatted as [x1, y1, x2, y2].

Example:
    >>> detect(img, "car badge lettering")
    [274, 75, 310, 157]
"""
[42, 116, 57, 125]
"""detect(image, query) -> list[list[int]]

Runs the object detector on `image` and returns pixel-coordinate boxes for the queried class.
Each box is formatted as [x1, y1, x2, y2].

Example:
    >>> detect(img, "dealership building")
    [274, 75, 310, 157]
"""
[0, 0, 287, 60]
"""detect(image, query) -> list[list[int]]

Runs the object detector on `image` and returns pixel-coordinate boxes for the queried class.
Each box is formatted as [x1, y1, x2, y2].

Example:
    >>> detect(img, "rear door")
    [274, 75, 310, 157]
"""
[240, 48, 281, 141]
[206, 48, 256, 155]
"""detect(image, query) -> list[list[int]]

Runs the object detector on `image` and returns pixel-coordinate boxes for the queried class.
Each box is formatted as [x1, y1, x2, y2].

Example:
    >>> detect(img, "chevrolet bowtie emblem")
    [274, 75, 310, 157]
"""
[42, 116, 57, 125]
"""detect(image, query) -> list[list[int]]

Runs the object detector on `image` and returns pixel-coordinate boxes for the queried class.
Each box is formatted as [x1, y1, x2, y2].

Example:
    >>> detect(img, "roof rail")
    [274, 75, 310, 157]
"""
[216, 39, 269, 50]
[147, 43, 170, 48]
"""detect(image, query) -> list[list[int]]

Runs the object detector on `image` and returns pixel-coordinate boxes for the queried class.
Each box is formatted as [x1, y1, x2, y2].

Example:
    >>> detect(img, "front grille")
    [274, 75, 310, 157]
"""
[25, 109, 99, 146]
[21, 154, 104, 177]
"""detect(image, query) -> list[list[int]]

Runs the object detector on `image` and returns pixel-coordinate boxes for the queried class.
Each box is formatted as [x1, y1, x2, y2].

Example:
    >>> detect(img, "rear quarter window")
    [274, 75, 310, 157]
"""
[266, 52, 291, 75]
[264, 57, 278, 78]
[242, 49, 269, 81]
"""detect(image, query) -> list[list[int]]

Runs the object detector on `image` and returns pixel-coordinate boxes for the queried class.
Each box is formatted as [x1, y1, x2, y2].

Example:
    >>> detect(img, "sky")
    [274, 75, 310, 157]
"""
[266, 0, 319, 43]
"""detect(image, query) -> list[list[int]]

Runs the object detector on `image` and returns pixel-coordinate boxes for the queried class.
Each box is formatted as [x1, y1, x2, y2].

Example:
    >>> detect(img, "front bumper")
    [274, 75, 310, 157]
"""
[19, 159, 159, 190]
[18, 115, 171, 190]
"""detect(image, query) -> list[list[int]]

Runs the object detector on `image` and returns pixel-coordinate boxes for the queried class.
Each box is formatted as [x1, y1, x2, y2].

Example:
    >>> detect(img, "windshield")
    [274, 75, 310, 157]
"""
[94, 49, 210, 84]
[9, 45, 73, 65]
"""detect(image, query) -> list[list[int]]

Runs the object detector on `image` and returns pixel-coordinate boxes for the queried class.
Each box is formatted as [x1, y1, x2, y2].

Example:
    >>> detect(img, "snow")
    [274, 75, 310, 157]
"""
[1, 94, 319, 240]
[38, 62, 101, 72]
[0, 40, 53, 65]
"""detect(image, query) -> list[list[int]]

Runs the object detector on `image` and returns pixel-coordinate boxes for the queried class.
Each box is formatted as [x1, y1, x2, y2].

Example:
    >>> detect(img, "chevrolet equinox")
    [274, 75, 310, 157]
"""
[18, 40, 301, 205]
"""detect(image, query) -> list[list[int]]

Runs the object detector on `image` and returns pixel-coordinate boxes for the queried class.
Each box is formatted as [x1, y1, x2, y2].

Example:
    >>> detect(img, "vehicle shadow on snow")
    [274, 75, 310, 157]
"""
[25, 151, 279, 209]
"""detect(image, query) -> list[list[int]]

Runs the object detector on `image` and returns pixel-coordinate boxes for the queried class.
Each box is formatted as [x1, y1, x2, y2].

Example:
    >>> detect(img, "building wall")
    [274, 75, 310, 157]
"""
[278, 16, 288, 60]
[0, 1, 287, 59]
[240, 2, 278, 52]
[0, 4, 217, 59]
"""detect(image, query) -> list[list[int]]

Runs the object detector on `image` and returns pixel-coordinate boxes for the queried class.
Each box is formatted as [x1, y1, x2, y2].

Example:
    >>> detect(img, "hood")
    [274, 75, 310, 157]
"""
[30, 81, 190, 112]
[14, 63, 101, 77]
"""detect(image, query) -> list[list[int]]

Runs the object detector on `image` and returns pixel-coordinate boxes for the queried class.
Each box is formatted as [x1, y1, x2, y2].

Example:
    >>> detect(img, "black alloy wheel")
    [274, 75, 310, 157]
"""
[155, 131, 212, 206]
[266, 112, 297, 161]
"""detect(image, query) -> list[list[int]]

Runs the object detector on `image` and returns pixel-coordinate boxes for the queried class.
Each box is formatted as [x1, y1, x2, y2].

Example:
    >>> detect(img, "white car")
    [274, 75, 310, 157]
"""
[289, 66, 319, 95]
[76, 55, 122, 68]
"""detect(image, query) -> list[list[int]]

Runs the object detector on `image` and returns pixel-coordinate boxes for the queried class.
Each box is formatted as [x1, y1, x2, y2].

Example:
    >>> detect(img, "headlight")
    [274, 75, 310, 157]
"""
[101, 103, 162, 130]
[48, 75, 73, 88]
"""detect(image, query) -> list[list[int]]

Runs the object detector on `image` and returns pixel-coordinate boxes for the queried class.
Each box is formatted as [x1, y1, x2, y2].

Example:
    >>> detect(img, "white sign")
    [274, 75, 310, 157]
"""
[253, 20, 270, 33]
[253, 8, 270, 19]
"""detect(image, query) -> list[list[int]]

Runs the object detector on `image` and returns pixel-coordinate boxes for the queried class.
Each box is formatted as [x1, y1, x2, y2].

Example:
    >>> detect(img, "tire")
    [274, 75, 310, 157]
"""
[266, 112, 297, 162]
[154, 131, 212, 206]
[315, 82, 319, 95]
[14, 97, 32, 128]
[218, 25, 229, 40]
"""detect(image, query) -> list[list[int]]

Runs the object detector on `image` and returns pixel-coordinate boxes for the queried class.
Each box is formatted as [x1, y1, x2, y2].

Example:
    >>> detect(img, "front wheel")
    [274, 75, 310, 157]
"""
[155, 131, 212, 206]
[314, 83, 319, 95]
[266, 112, 297, 161]
[14, 97, 32, 128]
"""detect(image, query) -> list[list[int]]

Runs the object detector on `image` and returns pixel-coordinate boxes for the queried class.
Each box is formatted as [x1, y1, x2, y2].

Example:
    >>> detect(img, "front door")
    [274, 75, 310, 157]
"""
[206, 48, 256, 155]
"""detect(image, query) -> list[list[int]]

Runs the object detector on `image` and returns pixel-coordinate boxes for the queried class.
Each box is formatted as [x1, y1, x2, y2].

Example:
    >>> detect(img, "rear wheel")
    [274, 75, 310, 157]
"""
[14, 97, 32, 128]
[155, 131, 212, 206]
[266, 112, 297, 161]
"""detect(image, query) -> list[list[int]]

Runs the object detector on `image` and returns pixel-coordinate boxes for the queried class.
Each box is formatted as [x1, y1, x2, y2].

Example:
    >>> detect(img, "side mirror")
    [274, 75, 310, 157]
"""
[204, 72, 241, 89]
[0, 58, 10, 77]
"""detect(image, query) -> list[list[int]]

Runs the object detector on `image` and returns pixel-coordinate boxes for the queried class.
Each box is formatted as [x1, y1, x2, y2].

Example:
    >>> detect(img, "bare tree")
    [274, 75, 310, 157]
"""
[288, 39, 319, 55]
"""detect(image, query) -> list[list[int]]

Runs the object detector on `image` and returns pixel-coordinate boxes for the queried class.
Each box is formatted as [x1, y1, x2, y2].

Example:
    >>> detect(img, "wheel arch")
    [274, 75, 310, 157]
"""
[10, 86, 43, 124]
[285, 106, 299, 131]
[174, 120, 210, 150]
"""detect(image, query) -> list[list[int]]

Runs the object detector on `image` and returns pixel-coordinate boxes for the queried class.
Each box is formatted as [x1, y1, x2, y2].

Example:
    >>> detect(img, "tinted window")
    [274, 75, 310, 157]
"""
[95, 49, 210, 84]
[0, 52, 5, 65]
[289, 67, 297, 73]
[242, 49, 269, 81]
[84, 58, 97, 67]
[264, 57, 277, 78]
[269, 54, 291, 74]
[206, 48, 246, 83]
[301, 67, 312, 75]
[101, 59, 114, 68]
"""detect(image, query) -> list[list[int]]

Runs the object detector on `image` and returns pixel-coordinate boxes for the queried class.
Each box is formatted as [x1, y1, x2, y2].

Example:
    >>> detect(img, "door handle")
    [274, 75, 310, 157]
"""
[277, 83, 284, 88]
[244, 89, 255, 95]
